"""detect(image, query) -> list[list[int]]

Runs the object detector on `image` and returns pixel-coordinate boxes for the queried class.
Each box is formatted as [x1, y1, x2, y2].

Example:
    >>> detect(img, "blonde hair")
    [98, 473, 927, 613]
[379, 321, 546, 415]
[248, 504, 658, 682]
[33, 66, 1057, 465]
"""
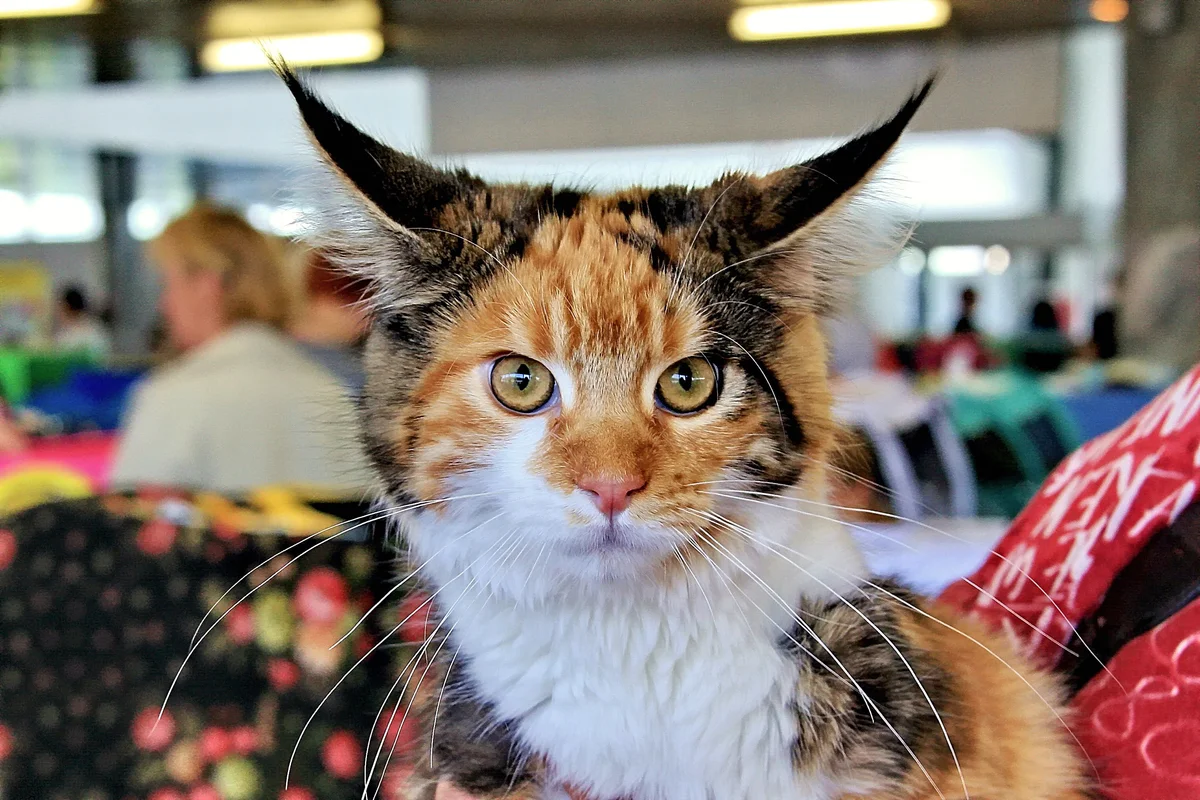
[150, 205, 292, 329]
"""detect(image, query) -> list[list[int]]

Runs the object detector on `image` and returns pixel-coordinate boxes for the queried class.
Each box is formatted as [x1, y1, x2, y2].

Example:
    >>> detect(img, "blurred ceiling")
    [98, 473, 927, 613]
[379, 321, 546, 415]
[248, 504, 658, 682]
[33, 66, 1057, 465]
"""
[5, 0, 1085, 70]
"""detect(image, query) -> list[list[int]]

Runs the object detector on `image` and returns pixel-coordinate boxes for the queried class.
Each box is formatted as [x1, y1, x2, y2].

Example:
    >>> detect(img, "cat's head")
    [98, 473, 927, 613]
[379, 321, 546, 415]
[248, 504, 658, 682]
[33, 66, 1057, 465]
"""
[284, 68, 930, 599]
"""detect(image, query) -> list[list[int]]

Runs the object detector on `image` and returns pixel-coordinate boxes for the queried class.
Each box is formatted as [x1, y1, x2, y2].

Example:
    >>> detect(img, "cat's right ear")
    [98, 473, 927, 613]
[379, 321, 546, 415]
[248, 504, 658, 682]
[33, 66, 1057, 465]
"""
[278, 63, 465, 236]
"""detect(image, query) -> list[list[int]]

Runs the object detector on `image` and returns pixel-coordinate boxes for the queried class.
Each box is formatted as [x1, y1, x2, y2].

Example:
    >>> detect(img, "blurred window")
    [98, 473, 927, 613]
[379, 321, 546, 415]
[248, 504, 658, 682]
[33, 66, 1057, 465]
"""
[0, 37, 102, 244]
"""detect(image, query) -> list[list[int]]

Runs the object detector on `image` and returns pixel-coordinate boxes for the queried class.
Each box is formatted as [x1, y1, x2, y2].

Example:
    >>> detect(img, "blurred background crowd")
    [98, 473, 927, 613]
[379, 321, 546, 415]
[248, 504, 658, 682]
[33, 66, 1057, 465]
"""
[0, 0, 1197, 798]
[0, 0, 1193, 534]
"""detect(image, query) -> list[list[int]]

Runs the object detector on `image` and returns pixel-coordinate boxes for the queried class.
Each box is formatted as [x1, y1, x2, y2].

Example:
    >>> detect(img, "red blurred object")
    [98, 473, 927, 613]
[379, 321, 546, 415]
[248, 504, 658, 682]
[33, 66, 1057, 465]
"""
[224, 603, 255, 645]
[874, 343, 903, 373]
[397, 593, 434, 644]
[279, 787, 318, 800]
[375, 707, 418, 756]
[199, 727, 232, 763]
[188, 785, 221, 800]
[0, 529, 15, 571]
[131, 707, 175, 752]
[277, 786, 316, 800]
[136, 519, 178, 556]
[230, 726, 258, 755]
[380, 764, 414, 799]
[211, 518, 242, 543]
[321, 730, 363, 780]
[267, 658, 301, 691]
[1053, 298, 1072, 332]
[148, 788, 187, 800]
[293, 567, 350, 626]
[0, 432, 117, 489]
[0, 723, 12, 760]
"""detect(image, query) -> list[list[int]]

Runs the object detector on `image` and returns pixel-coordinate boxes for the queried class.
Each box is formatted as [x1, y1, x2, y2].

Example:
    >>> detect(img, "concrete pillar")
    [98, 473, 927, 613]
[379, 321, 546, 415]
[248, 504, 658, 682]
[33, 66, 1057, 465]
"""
[1120, 0, 1200, 369]
[1056, 25, 1124, 339]
[94, 41, 150, 356]
[1125, 0, 1200, 244]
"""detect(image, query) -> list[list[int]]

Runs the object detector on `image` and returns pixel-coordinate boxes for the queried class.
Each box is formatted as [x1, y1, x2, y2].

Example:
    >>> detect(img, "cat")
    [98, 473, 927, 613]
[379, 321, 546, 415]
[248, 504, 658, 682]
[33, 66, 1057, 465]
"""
[279, 66, 1090, 800]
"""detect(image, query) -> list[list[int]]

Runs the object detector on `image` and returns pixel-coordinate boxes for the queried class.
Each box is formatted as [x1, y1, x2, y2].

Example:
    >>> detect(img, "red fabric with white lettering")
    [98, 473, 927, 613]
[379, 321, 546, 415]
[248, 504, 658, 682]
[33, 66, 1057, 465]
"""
[940, 365, 1200, 799]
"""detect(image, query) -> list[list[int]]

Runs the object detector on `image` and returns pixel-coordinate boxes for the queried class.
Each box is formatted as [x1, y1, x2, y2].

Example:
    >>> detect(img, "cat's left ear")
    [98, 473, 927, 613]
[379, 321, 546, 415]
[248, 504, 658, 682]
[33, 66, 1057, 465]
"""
[279, 63, 469, 234]
[278, 62, 484, 307]
[728, 77, 935, 314]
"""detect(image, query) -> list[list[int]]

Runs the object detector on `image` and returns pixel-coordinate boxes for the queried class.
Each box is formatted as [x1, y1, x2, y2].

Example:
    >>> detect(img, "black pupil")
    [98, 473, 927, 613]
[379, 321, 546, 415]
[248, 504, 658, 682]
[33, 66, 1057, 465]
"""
[676, 361, 694, 392]
[513, 363, 531, 392]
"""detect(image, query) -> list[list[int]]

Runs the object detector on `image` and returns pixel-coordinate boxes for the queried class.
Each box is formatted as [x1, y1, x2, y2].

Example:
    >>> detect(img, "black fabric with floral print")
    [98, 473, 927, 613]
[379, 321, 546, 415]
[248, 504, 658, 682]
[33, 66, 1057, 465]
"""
[0, 493, 427, 800]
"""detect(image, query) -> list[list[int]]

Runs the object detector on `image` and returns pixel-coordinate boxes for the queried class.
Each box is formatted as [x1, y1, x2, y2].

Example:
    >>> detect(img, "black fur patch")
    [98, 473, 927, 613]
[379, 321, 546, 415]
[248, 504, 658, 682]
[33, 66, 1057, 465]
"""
[423, 659, 533, 794]
[782, 580, 958, 783]
[537, 187, 584, 219]
[759, 80, 933, 244]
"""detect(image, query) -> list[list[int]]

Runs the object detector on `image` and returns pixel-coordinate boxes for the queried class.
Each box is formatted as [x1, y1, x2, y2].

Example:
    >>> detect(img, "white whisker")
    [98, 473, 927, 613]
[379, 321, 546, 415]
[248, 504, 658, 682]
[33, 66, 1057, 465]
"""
[699, 508, 967, 798]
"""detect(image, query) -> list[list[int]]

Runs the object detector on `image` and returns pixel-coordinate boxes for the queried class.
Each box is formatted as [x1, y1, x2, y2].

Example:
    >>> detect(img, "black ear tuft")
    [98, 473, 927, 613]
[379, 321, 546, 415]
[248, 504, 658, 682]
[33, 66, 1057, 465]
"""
[276, 61, 467, 229]
[756, 75, 936, 245]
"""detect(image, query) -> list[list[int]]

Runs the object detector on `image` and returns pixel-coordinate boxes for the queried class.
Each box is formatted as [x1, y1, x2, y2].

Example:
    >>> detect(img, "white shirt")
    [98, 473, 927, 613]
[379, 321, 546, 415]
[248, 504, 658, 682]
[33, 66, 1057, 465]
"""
[111, 323, 375, 495]
[55, 318, 112, 357]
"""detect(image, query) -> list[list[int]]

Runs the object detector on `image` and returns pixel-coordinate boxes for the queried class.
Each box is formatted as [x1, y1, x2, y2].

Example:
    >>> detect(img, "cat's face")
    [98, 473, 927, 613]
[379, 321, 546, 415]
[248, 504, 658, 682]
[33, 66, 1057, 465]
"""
[283, 69, 930, 596]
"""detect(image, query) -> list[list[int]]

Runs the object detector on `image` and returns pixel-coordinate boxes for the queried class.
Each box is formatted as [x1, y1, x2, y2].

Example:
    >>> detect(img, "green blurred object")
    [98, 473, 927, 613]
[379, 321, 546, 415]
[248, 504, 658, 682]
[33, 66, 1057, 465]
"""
[0, 347, 97, 405]
[945, 371, 1083, 518]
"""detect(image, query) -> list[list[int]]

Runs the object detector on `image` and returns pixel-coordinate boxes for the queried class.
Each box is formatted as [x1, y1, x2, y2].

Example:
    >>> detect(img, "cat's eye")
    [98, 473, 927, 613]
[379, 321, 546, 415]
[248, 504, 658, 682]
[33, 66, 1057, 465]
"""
[490, 355, 556, 414]
[656, 357, 719, 415]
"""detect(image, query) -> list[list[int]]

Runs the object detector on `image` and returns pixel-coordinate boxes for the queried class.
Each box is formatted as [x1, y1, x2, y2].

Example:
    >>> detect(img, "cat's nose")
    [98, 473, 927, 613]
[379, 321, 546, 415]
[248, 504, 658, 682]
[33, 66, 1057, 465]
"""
[577, 474, 646, 518]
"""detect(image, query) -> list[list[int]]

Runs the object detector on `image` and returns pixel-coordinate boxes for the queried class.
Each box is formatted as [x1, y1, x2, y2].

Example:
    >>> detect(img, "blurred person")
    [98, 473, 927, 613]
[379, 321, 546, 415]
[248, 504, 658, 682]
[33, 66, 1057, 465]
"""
[943, 286, 999, 376]
[111, 205, 372, 494]
[1121, 225, 1200, 373]
[952, 286, 979, 335]
[1091, 308, 1118, 361]
[1018, 299, 1071, 373]
[54, 284, 111, 356]
[291, 250, 370, 396]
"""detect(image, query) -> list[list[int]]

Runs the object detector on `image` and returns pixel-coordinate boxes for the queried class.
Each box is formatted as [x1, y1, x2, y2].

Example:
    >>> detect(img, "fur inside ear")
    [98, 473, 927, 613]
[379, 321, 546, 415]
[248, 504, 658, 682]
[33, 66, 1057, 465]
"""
[741, 78, 935, 315]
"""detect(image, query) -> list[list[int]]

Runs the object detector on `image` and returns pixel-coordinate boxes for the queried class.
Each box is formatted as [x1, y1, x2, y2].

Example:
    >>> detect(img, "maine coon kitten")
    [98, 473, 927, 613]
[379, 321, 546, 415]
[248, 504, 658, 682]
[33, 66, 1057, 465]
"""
[280, 67, 1089, 800]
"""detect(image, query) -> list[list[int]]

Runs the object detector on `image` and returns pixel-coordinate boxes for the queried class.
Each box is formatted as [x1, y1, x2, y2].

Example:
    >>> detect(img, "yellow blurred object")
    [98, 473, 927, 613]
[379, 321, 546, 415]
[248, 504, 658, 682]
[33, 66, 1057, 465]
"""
[0, 0, 96, 19]
[729, 0, 951, 41]
[1089, 0, 1128, 23]
[0, 467, 93, 516]
[247, 487, 345, 538]
[194, 492, 260, 531]
[201, 29, 384, 72]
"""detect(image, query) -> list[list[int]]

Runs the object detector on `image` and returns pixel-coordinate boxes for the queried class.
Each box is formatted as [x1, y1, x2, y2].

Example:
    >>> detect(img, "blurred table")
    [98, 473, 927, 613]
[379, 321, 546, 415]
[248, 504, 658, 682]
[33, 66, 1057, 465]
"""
[850, 517, 1010, 596]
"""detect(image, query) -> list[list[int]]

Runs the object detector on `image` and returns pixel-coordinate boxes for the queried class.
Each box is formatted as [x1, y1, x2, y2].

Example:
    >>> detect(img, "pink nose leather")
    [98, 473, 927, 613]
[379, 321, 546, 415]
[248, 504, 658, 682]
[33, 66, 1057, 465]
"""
[577, 474, 646, 517]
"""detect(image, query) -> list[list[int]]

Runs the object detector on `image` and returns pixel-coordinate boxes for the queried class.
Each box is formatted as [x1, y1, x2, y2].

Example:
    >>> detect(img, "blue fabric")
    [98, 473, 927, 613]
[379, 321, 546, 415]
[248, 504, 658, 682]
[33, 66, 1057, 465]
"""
[1061, 389, 1162, 440]
[23, 368, 144, 432]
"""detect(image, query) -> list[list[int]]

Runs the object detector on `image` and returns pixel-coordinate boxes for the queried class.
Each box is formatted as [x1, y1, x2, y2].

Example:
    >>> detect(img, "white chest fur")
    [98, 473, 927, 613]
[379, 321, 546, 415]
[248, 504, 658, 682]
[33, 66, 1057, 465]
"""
[452, 588, 824, 799]
[410, 507, 865, 800]
[403, 483, 866, 800]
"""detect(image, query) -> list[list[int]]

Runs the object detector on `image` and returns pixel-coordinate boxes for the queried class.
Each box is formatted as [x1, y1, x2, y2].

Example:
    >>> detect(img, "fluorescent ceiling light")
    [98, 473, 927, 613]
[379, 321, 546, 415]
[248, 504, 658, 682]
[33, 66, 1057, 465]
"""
[201, 29, 384, 73]
[0, 0, 96, 18]
[207, 0, 380, 39]
[729, 0, 951, 41]
[927, 246, 984, 277]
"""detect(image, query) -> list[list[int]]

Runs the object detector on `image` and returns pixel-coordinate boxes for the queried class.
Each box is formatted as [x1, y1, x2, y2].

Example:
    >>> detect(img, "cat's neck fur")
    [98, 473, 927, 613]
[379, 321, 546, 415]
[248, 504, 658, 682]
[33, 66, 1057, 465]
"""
[405, 497, 866, 800]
